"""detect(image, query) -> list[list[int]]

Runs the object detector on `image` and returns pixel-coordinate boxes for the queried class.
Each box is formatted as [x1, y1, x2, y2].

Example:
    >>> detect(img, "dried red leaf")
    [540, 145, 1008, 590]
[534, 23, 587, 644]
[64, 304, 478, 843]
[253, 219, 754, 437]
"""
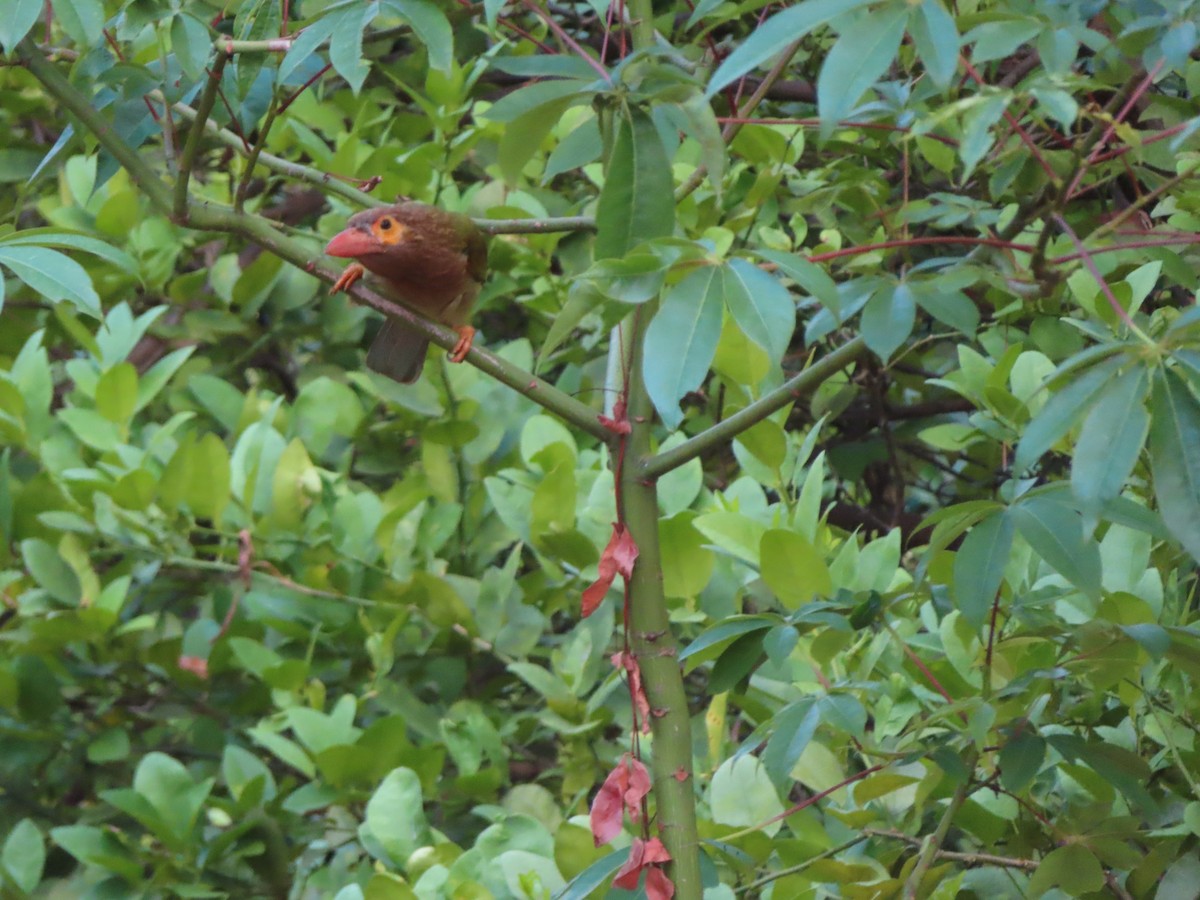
[613, 837, 647, 889]
[177, 655, 209, 679]
[642, 837, 671, 864]
[613, 650, 652, 734]
[613, 837, 673, 892]
[590, 753, 650, 846]
[644, 865, 676, 900]
[598, 412, 632, 435]
[582, 523, 639, 617]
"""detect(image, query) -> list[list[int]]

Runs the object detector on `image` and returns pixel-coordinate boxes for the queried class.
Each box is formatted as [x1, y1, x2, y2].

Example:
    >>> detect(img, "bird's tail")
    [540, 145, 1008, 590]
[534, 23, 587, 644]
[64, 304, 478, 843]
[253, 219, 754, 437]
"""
[366, 318, 429, 384]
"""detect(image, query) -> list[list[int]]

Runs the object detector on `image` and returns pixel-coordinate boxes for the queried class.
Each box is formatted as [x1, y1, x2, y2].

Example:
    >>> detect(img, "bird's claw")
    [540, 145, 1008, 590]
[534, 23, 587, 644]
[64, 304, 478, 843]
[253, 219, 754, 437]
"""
[448, 326, 476, 363]
[331, 263, 364, 293]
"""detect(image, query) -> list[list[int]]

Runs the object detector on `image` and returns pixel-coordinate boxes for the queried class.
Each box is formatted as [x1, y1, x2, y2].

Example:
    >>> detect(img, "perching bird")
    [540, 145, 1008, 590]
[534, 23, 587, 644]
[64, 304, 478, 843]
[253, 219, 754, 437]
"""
[325, 201, 488, 383]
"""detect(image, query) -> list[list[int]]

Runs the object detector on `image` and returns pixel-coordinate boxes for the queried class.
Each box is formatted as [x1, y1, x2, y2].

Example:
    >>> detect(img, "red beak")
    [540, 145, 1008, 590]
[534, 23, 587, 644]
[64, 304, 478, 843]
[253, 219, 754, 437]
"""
[325, 227, 378, 258]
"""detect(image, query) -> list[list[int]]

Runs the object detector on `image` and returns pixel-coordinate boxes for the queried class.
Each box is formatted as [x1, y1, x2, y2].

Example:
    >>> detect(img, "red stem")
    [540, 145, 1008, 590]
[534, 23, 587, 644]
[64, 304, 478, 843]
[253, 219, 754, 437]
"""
[1052, 214, 1138, 330]
[959, 55, 1056, 180]
[806, 236, 1036, 263]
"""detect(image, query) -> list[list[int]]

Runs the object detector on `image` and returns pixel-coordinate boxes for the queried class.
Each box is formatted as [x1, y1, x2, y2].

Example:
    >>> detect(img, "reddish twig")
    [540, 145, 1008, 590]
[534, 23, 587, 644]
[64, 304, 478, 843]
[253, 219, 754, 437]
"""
[278, 62, 331, 113]
[521, 0, 611, 82]
[806, 236, 1037, 263]
[1052, 213, 1138, 330]
[959, 55, 1056, 180]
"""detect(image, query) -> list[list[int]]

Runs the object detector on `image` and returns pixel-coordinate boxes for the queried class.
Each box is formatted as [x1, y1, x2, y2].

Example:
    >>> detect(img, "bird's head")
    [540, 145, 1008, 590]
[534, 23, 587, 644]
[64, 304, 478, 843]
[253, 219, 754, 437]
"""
[325, 205, 414, 261]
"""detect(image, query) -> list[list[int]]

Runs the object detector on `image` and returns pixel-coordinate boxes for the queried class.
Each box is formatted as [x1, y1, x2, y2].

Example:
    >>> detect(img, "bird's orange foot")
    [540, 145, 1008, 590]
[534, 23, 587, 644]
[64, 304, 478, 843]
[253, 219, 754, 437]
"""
[331, 263, 365, 293]
[448, 325, 476, 363]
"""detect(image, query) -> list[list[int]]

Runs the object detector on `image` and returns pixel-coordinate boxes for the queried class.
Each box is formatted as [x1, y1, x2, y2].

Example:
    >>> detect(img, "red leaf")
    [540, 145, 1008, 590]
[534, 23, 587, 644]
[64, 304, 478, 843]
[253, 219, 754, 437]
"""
[590, 763, 627, 846]
[590, 753, 651, 846]
[582, 523, 639, 617]
[613, 838, 647, 889]
[613, 650, 652, 733]
[645, 865, 676, 900]
[642, 837, 671, 864]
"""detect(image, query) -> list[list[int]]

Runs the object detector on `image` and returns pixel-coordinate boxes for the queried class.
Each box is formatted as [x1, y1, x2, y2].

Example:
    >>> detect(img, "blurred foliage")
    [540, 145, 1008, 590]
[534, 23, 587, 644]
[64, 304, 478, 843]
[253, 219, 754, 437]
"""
[3, 0, 1200, 898]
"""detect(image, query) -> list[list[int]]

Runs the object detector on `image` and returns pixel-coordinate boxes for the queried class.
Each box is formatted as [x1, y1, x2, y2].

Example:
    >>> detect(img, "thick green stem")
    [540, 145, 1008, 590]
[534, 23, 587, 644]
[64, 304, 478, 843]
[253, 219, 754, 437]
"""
[641, 336, 867, 480]
[902, 747, 979, 898]
[175, 47, 229, 220]
[621, 314, 702, 895]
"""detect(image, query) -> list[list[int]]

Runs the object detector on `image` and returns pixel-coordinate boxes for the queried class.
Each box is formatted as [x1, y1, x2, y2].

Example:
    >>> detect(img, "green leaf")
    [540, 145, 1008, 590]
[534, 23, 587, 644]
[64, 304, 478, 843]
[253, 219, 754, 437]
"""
[2, 819, 44, 894]
[816, 5, 908, 134]
[381, 0, 454, 71]
[235, 0, 282, 96]
[965, 17, 1041, 64]
[328, 4, 371, 94]
[643, 266, 723, 429]
[49, 0, 105, 48]
[722, 259, 795, 365]
[998, 729, 1044, 793]
[959, 94, 1010, 178]
[860, 281, 915, 361]
[363, 768, 430, 866]
[677, 91, 725, 196]
[910, 0, 959, 88]
[50, 825, 140, 882]
[1013, 356, 1122, 473]
[912, 282, 979, 335]
[1011, 496, 1101, 598]
[21, 539, 82, 604]
[277, 16, 337, 85]
[499, 97, 576, 186]
[1072, 366, 1149, 516]
[594, 104, 675, 260]
[709, 755, 785, 836]
[1028, 844, 1105, 897]
[755, 249, 840, 309]
[0, 0, 41, 54]
[133, 752, 212, 841]
[706, 0, 874, 98]
[483, 79, 592, 123]
[545, 114, 602, 179]
[952, 510, 1013, 633]
[763, 699, 820, 782]
[171, 13, 212, 82]
[1149, 368, 1200, 562]
[0, 246, 101, 317]
[95, 362, 138, 426]
[760, 529, 832, 609]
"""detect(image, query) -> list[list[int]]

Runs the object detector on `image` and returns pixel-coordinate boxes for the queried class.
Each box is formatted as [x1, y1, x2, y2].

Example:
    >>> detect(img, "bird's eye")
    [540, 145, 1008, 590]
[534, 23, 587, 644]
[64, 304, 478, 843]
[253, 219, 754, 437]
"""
[379, 218, 393, 230]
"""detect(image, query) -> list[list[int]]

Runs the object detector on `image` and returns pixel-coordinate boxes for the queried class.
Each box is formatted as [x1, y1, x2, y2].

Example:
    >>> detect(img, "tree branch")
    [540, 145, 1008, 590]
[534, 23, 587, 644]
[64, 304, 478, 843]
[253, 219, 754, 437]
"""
[22, 47, 612, 444]
[640, 336, 867, 480]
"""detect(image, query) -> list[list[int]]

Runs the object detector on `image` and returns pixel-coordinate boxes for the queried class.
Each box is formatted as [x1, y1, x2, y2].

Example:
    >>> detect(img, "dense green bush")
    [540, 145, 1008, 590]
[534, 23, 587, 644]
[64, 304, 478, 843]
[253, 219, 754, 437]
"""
[3, 0, 1200, 897]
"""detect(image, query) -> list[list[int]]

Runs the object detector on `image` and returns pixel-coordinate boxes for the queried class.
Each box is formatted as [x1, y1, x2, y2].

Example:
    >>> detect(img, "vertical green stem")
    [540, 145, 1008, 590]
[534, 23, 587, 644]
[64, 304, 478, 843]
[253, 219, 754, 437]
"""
[620, 316, 702, 895]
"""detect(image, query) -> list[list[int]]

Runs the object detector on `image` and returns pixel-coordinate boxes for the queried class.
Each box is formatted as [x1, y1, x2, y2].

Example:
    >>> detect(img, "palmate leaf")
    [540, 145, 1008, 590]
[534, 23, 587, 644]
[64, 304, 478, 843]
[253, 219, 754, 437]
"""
[1072, 366, 1150, 519]
[816, 4, 909, 135]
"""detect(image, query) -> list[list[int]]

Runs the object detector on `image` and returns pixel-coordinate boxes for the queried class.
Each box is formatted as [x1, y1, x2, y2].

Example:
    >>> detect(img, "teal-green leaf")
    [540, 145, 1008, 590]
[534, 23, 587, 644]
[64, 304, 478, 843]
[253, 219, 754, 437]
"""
[171, 13, 212, 83]
[1013, 355, 1122, 474]
[483, 79, 593, 123]
[0, 246, 101, 317]
[1028, 845, 1105, 897]
[755, 249, 840, 309]
[860, 281, 915, 361]
[363, 768, 430, 866]
[380, 0, 454, 71]
[235, 0, 282, 96]
[910, 0, 959, 88]
[0, 229, 139, 275]
[706, 0, 875, 98]
[723, 259, 795, 365]
[1, 819, 43, 893]
[1149, 368, 1200, 562]
[328, 5, 371, 94]
[677, 91, 726, 196]
[277, 16, 337, 85]
[1072, 366, 1149, 516]
[998, 729, 1044, 792]
[952, 509, 1013, 633]
[763, 699, 820, 782]
[594, 105, 675, 260]
[643, 266, 722, 429]
[912, 283, 979, 335]
[1011, 496, 1101, 598]
[50, 0, 106, 48]
[0, 0, 40, 54]
[816, 5, 909, 135]
[545, 115, 602, 179]
[499, 97, 575, 185]
[959, 94, 1010, 178]
[21, 539, 81, 605]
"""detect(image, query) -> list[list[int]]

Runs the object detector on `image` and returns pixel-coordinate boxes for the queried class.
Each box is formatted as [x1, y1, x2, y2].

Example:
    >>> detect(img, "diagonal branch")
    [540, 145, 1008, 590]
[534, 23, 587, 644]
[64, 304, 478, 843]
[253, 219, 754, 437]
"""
[22, 45, 613, 445]
[640, 336, 867, 480]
